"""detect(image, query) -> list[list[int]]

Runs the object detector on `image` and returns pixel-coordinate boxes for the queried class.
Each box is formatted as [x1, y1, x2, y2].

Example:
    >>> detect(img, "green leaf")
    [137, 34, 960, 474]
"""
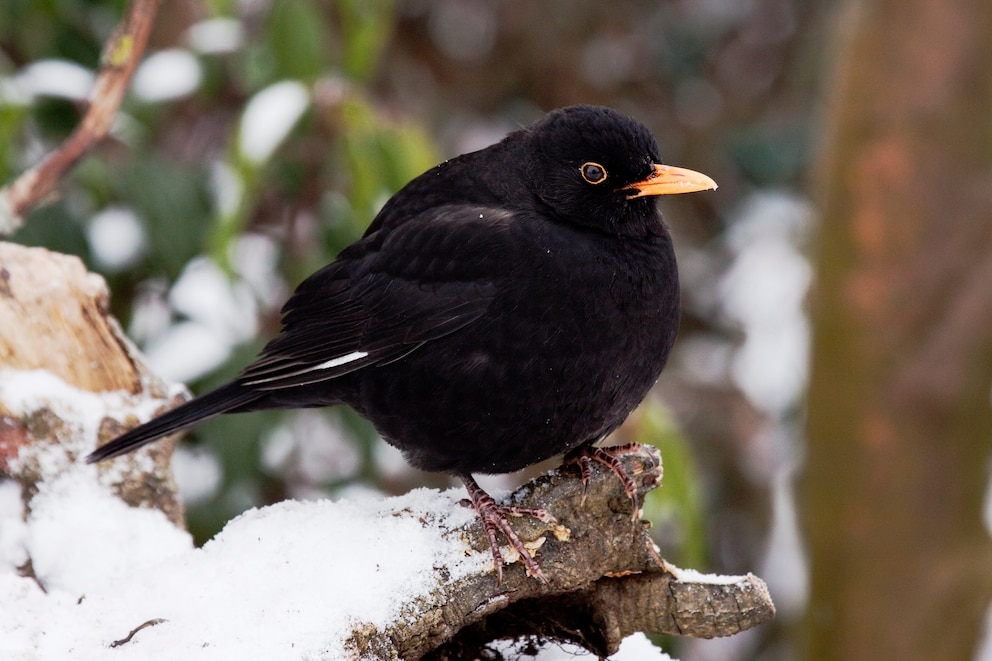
[638, 399, 708, 569]
[336, 0, 396, 81]
[266, 0, 329, 82]
[114, 159, 213, 279]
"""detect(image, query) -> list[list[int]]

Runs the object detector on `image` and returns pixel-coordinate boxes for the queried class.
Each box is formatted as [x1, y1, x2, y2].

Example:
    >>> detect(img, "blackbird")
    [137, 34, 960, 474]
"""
[87, 105, 716, 583]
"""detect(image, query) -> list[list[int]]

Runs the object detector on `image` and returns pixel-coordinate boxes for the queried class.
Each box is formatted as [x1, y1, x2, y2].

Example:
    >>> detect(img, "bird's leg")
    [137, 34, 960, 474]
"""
[564, 443, 642, 519]
[460, 475, 552, 585]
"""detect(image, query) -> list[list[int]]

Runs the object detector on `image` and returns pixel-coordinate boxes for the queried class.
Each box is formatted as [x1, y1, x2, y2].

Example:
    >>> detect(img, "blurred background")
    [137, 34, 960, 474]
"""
[1, 1, 990, 659]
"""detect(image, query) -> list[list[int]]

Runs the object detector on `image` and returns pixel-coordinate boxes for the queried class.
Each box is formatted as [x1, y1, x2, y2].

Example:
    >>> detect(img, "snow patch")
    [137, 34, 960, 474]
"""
[0, 486, 489, 659]
[132, 49, 202, 103]
[87, 206, 146, 271]
[13, 59, 94, 101]
[24, 468, 192, 594]
[239, 81, 310, 164]
[0, 369, 175, 468]
[492, 632, 676, 660]
[666, 565, 747, 586]
[185, 18, 245, 54]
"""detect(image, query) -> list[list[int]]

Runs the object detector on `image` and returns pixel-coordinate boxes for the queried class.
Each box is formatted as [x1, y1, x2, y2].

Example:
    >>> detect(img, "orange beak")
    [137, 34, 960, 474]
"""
[623, 163, 718, 198]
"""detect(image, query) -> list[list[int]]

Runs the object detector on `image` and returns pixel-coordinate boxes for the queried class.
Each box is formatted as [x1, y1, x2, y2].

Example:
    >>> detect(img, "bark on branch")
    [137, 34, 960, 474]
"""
[0, 242, 774, 658]
[0, 0, 162, 235]
[355, 450, 774, 659]
[0, 242, 185, 526]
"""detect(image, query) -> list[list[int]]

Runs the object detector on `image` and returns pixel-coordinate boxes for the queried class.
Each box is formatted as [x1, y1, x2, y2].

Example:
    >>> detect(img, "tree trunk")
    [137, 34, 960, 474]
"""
[804, 0, 992, 658]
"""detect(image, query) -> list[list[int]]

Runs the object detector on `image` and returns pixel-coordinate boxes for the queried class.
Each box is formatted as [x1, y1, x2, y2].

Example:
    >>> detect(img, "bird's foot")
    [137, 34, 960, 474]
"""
[564, 443, 642, 519]
[460, 475, 553, 586]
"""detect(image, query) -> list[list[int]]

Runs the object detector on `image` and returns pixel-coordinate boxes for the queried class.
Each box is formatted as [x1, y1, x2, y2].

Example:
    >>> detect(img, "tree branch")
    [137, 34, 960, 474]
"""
[0, 0, 162, 235]
[343, 446, 773, 659]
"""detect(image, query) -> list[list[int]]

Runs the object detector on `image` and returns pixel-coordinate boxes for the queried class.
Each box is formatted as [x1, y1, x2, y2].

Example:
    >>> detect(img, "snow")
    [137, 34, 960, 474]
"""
[973, 601, 992, 661]
[0, 370, 173, 458]
[261, 410, 361, 487]
[493, 633, 674, 660]
[170, 447, 223, 506]
[0, 369, 191, 656]
[13, 58, 94, 101]
[86, 206, 147, 271]
[23, 468, 192, 595]
[143, 319, 232, 383]
[664, 564, 747, 586]
[167, 257, 258, 344]
[229, 233, 286, 308]
[210, 160, 244, 219]
[0, 487, 489, 660]
[131, 49, 202, 103]
[2, 487, 670, 660]
[185, 18, 245, 55]
[238, 81, 311, 164]
[719, 190, 813, 417]
[142, 256, 258, 383]
[611, 634, 675, 660]
[0, 481, 27, 570]
[759, 472, 809, 617]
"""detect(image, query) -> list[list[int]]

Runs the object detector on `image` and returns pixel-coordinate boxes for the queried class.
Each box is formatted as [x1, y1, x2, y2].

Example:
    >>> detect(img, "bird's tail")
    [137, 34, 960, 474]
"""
[86, 381, 259, 463]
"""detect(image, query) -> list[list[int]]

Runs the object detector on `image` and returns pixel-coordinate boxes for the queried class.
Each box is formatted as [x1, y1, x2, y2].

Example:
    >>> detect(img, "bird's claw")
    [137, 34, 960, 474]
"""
[461, 476, 552, 585]
[564, 443, 643, 520]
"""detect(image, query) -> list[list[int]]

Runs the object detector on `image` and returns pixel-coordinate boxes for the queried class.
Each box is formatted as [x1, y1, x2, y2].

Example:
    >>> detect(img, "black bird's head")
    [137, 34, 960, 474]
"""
[523, 105, 716, 236]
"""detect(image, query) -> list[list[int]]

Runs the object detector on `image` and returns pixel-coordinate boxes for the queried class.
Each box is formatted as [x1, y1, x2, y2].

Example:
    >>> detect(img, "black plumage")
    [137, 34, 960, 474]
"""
[87, 105, 716, 582]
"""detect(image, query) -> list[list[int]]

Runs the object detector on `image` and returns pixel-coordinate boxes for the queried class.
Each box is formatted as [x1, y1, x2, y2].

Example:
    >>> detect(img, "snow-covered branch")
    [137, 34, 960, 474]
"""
[0, 242, 774, 659]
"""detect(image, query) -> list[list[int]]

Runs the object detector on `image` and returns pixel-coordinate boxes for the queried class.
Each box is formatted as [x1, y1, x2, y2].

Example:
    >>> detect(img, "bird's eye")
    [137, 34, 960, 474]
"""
[580, 162, 607, 185]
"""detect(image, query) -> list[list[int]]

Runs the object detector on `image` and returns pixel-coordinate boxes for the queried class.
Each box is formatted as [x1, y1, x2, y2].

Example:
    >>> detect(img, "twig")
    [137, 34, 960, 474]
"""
[0, 0, 163, 235]
[110, 618, 168, 648]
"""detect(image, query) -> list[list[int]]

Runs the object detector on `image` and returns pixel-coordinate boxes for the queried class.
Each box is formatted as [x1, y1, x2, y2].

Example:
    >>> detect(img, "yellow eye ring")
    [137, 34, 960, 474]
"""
[580, 162, 607, 185]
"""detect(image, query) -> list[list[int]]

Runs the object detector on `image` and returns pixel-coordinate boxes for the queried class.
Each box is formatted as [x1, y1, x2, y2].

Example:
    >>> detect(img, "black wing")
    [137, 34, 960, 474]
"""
[237, 205, 514, 390]
[87, 205, 517, 464]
